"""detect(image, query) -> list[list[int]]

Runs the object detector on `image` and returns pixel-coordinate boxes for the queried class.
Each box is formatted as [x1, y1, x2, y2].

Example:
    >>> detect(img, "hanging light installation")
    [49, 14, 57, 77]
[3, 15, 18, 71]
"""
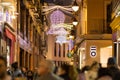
[56, 35, 68, 45]
[50, 10, 65, 25]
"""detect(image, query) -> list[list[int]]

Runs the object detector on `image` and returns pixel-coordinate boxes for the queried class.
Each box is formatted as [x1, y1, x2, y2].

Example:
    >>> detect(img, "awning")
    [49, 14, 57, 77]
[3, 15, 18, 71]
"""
[5, 28, 16, 42]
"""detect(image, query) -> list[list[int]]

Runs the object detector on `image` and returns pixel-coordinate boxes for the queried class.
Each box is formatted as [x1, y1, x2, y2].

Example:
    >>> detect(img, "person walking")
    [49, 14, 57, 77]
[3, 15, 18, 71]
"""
[57, 64, 70, 80]
[86, 61, 100, 80]
[11, 62, 23, 79]
[0, 56, 12, 80]
[35, 59, 63, 80]
[107, 57, 119, 79]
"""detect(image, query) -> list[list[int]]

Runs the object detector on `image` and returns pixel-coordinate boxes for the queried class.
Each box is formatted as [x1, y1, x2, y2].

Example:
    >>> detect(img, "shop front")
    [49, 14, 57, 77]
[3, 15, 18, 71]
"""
[4, 24, 16, 66]
[77, 38, 112, 68]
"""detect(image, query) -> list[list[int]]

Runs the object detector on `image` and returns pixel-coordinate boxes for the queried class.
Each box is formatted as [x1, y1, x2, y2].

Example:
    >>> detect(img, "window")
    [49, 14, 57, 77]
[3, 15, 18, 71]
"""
[58, 44, 61, 57]
[63, 43, 65, 57]
[54, 43, 57, 57]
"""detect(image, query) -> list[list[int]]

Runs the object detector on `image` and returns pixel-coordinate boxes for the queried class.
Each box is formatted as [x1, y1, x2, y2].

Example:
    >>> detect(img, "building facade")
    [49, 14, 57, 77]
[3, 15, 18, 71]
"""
[16, 0, 45, 70]
[0, 0, 45, 70]
[0, 0, 17, 67]
[76, 0, 112, 68]
[110, 0, 120, 66]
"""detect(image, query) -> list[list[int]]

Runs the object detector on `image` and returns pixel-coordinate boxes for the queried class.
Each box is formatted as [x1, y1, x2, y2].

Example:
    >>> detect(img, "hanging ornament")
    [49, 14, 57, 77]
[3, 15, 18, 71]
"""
[47, 27, 68, 35]
[67, 52, 73, 58]
[56, 35, 68, 45]
[50, 10, 65, 25]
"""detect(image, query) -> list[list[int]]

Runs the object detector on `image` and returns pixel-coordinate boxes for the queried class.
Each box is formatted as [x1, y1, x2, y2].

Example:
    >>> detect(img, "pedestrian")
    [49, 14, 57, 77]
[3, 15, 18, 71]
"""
[0, 56, 12, 80]
[27, 70, 33, 80]
[33, 67, 38, 80]
[57, 64, 70, 80]
[36, 59, 63, 80]
[114, 71, 120, 80]
[86, 61, 100, 80]
[77, 66, 90, 80]
[96, 68, 112, 80]
[21, 67, 27, 77]
[69, 65, 78, 80]
[107, 57, 119, 79]
[11, 62, 23, 79]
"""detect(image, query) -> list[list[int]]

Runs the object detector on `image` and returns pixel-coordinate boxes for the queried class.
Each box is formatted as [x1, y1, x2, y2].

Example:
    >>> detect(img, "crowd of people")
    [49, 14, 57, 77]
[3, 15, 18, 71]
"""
[0, 55, 120, 80]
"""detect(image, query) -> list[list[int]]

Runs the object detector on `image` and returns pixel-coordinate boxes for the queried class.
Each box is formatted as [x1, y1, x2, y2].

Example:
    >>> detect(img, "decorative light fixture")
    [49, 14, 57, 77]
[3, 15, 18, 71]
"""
[56, 35, 68, 45]
[72, 0, 79, 12]
[50, 10, 65, 25]
[72, 17, 78, 26]
[69, 35, 74, 39]
[47, 27, 68, 35]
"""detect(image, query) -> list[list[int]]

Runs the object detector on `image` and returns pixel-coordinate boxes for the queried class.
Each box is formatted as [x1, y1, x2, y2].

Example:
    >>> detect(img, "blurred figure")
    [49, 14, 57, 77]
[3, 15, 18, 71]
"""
[21, 67, 27, 77]
[57, 64, 70, 80]
[11, 62, 23, 78]
[27, 70, 33, 80]
[97, 68, 112, 80]
[54, 66, 58, 74]
[36, 59, 63, 80]
[69, 65, 78, 80]
[114, 71, 120, 80]
[33, 67, 38, 80]
[7, 66, 13, 77]
[86, 61, 100, 80]
[77, 66, 90, 80]
[0, 56, 11, 80]
[107, 57, 119, 79]
[97, 76, 112, 80]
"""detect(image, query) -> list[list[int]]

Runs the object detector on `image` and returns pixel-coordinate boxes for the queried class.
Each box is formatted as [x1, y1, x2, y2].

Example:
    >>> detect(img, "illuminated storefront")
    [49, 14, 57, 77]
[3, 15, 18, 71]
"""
[76, 35, 112, 68]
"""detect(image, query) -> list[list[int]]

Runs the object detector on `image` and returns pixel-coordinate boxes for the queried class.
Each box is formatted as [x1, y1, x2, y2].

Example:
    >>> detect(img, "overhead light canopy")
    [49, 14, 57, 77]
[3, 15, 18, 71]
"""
[72, 0, 79, 12]
[72, 18, 78, 26]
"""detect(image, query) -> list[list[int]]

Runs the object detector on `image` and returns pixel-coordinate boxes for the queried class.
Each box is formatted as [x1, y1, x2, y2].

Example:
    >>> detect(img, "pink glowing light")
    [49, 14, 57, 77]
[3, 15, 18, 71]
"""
[50, 10, 65, 25]
[47, 27, 68, 35]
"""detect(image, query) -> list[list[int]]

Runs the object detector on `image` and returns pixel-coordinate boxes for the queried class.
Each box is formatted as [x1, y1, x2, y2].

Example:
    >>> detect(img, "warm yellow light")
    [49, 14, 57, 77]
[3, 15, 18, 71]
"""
[72, 6, 79, 12]
[72, 21, 78, 26]
[0, 2, 11, 6]
[69, 35, 74, 39]
[106, 46, 112, 48]
[11, 15, 16, 19]
[72, 0, 79, 12]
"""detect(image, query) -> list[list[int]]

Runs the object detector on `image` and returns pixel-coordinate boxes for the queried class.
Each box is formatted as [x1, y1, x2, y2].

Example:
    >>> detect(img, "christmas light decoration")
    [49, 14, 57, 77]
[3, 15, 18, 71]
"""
[50, 10, 65, 24]
[56, 35, 68, 45]
[47, 27, 68, 35]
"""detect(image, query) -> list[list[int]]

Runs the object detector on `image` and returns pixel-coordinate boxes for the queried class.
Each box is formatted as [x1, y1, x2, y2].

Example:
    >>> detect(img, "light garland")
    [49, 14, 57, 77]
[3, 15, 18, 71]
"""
[47, 27, 68, 35]
[51, 23, 73, 29]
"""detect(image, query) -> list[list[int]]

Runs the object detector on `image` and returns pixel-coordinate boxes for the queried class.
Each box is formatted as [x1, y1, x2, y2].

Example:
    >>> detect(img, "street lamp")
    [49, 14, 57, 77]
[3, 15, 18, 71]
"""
[72, 18, 78, 26]
[72, 0, 79, 12]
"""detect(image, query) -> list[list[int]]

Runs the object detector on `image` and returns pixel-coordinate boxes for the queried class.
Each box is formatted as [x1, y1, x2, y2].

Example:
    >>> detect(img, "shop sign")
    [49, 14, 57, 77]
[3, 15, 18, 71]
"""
[90, 46, 97, 58]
